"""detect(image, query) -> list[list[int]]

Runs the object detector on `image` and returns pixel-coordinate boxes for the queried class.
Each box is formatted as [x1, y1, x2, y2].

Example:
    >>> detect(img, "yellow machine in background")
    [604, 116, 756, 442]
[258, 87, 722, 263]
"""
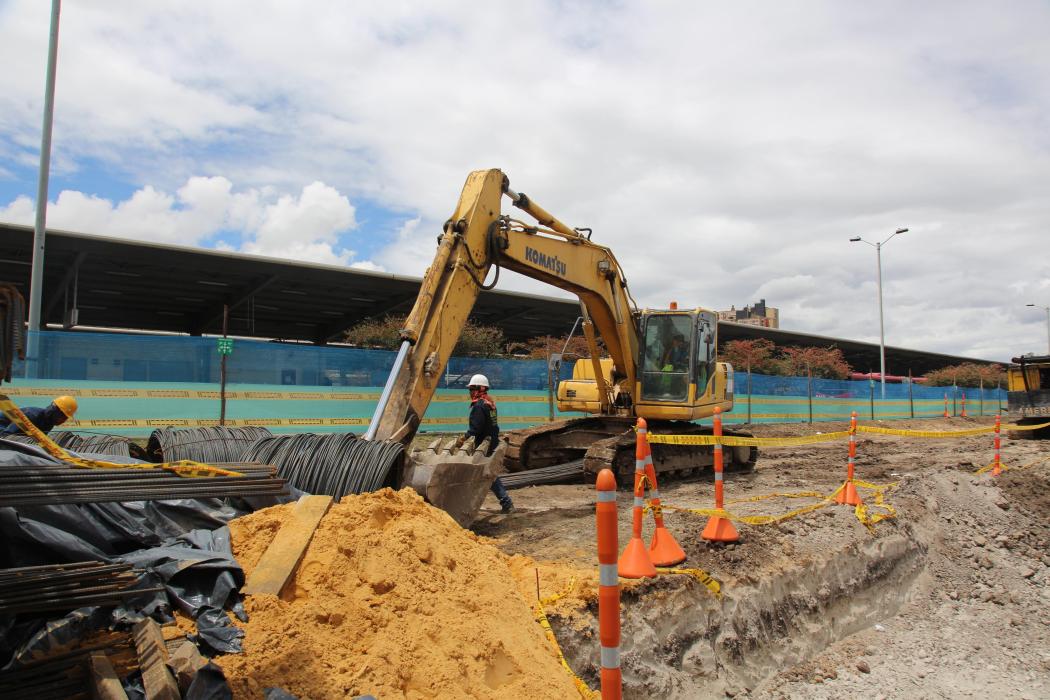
[362, 169, 754, 522]
[1007, 355, 1050, 438]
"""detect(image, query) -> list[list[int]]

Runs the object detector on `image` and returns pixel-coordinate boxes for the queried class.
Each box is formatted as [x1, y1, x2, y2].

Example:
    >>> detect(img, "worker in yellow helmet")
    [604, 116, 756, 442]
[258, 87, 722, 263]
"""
[1, 395, 78, 436]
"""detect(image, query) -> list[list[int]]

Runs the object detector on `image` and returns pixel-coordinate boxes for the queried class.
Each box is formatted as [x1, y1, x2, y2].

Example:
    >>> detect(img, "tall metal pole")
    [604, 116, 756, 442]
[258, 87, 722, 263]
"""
[852, 228, 906, 398]
[220, 305, 229, 425]
[26, 0, 62, 378]
[876, 241, 886, 399]
[1045, 306, 1050, 355]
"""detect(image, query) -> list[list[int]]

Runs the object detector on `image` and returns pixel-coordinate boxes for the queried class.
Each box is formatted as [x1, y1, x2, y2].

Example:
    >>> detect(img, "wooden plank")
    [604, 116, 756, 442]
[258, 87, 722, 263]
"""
[241, 495, 333, 596]
[132, 619, 179, 700]
[90, 652, 129, 700]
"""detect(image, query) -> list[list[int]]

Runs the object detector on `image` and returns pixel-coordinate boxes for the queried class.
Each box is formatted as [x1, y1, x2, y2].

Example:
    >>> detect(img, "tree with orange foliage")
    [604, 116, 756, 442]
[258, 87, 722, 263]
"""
[776, 346, 851, 379]
[923, 362, 1004, 388]
[721, 339, 777, 375]
[509, 333, 604, 360]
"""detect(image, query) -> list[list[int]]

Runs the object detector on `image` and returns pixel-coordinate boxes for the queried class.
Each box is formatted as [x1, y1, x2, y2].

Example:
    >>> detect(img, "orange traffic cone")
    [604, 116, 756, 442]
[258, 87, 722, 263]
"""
[834, 480, 863, 506]
[636, 419, 686, 566]
[618, 536, 657, 578]
[701, 515, 739, 542]
[618, 422, 658, 578]
[701, 407, 740, 543]
[835, 411, 864, 506]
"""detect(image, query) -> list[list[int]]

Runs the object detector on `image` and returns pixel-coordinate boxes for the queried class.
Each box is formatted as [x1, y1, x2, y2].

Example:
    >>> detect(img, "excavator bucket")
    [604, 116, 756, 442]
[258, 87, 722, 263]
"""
[404, 436, 507, 527]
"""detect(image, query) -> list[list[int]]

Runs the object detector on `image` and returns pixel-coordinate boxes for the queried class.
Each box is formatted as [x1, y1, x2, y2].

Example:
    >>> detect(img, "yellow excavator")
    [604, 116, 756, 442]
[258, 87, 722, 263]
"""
[1007, 354, 1050, 438]
[361, 169, 755, 524]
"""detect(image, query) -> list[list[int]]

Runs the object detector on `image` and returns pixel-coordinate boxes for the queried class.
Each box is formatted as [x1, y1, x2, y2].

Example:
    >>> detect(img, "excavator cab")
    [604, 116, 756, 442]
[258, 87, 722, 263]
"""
[559, 307, 728, 419]
[637, 308, 723, 411]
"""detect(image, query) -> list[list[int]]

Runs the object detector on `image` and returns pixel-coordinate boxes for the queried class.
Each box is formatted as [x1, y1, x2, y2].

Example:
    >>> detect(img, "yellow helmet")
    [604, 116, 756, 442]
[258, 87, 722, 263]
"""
[53, 395, 78, 418]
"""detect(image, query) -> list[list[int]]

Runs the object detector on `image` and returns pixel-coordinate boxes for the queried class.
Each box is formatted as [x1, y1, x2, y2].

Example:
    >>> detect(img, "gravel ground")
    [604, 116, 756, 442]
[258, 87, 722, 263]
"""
[473, 416, 1050, 699]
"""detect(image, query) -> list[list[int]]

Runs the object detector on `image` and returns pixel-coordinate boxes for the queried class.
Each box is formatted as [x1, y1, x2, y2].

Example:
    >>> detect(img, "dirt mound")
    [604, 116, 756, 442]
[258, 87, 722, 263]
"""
[219, 488, 578, 700]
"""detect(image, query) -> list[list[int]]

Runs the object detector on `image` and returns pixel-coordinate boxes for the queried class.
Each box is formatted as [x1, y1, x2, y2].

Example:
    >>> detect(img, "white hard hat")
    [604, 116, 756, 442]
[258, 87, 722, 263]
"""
[468, 374, 490, 388]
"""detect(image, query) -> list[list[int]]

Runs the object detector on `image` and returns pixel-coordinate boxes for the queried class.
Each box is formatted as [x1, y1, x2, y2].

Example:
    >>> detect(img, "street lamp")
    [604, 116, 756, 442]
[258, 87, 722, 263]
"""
[1026, 303, 1050, 354]
[851, 227, 909, 398]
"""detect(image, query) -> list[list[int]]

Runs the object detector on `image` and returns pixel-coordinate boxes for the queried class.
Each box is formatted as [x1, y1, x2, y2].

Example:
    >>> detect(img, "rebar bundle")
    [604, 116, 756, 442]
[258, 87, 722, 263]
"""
[243, 433, 403, 499]
[147, 425, 273, 462]
[0, 561, 159, 616]
[6, 431, 138, 458]
[0, 461, 288, 507]
[500, 458, 584, 489]
[0, 630, 135, 700]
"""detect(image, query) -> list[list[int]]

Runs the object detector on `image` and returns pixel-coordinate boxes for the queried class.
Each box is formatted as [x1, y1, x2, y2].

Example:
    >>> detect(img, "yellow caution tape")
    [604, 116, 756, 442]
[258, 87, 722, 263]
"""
[662, 498, 834, 526]
[533, 578, 596, 699]
[647, 431, 851, 447]
[857, 425, 996, 438]
[727, 490, 828, 504]
[655, 567, 723, 599]
[975, 454, 1050, 475]
[661, 480, 898, 531]
[540, 577, 578, 608]
[1002, 420, 1050, 431]
[1, 386, 550, 403]
[851, 479, 898, 532]
[0, 395, 242, 478]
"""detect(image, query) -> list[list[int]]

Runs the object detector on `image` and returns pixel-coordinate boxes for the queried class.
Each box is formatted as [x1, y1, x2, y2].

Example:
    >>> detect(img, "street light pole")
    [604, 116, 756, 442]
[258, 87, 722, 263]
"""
[851, 227, 908, 399]
[26, 0, 62, 379]
[1026, 304, 1050, 354]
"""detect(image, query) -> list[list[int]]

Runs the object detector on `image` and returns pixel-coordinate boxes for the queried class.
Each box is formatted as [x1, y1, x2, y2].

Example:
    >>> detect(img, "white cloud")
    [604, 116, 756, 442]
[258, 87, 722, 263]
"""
[2, 2, 1049, 360]
[0, 177, 364, 266]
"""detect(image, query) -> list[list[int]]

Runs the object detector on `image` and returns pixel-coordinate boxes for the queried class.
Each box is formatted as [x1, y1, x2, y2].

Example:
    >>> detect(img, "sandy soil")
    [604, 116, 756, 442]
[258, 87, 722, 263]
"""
[472, 416, 1050, 699]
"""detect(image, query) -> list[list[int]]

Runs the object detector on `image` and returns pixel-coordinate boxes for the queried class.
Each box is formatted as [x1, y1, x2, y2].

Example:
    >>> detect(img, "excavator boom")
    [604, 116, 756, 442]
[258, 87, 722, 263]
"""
[361, 169, 746, 523]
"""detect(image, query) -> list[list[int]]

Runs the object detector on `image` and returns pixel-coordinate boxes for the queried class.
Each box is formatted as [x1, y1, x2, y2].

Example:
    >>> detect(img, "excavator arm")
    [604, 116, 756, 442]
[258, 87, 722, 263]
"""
[365, 168, 640, 446]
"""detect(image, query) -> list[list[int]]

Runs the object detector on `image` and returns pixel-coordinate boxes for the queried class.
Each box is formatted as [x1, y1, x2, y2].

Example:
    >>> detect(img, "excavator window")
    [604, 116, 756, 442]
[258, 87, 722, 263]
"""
[640, 313, 692, 401]
[696, 314, 716, 396]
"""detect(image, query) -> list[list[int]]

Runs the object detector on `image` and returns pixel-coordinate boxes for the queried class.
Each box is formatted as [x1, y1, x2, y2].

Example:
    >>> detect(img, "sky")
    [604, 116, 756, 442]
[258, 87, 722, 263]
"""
[1, 1, 1048, 363]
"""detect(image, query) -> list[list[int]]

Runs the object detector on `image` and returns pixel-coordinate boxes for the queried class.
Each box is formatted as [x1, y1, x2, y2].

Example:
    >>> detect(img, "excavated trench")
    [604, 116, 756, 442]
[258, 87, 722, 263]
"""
[552, 526, 928, 698]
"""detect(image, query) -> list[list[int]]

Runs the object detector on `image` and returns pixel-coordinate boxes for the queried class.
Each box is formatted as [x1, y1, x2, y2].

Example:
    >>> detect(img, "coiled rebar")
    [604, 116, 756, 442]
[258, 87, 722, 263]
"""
[4, 431, 141, 458]
[243, 433, 403, 500]
[146, 426, 273, 462]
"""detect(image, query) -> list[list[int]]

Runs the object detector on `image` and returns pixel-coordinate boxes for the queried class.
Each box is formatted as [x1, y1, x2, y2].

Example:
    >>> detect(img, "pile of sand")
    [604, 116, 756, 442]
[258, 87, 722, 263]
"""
[219, 488, 580, 699]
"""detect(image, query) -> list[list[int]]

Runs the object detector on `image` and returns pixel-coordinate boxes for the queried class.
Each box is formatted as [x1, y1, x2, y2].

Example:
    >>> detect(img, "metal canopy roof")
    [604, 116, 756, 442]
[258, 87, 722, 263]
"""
[0, 222, 998, 373]
[0, 223, 581, 343]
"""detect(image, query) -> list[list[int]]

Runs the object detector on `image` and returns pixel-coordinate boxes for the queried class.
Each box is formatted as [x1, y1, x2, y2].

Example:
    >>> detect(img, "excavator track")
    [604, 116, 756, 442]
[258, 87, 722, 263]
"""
[504, 418, 757, 487]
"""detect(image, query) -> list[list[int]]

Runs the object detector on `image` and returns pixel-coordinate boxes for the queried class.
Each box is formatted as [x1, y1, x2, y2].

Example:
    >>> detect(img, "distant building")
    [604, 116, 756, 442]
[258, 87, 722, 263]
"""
[718, 299, 780, 328]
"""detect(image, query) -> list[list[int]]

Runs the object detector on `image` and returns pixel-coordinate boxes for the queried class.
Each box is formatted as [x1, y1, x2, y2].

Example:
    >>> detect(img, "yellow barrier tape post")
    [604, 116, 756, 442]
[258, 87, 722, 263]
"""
[532, 578, 596, 699]
[655, 567, 723, 599]
[0, 395, 242, 478]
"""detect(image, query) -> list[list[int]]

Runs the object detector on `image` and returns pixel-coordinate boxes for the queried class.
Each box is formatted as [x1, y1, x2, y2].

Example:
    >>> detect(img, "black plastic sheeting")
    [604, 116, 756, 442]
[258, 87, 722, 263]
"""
[0, 438, 298, 689]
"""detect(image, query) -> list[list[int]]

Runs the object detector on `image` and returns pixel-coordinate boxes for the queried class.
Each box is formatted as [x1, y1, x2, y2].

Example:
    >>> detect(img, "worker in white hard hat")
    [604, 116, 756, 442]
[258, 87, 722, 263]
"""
[1, 395, 78, 436]
[456, 373, 514, 514]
